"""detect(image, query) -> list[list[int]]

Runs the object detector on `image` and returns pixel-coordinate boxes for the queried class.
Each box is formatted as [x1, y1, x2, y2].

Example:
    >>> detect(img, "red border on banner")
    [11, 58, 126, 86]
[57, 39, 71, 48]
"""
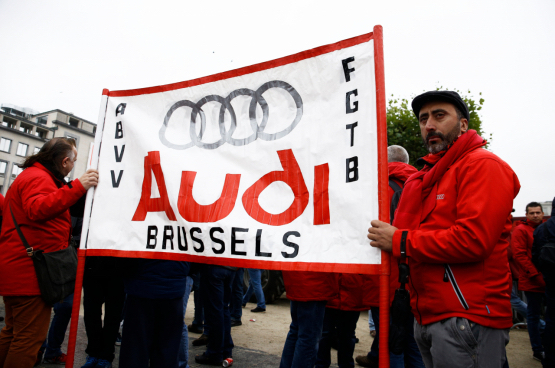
[107, 32, 373, 97]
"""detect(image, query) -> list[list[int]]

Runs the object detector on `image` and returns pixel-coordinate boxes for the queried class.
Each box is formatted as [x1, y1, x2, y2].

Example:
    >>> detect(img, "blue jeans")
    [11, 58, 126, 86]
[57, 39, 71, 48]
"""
[280, 300, 326, 368]
[543, 277, 555, 367]
[230, 269, 244, 321]
[368, 307, 424, 368]
[242, 269, 266, 309]
[510, 283, 528, 320]
[191, 273, 207, 334]
[525, 291, 546, 353]
[368, 310, 375, 331]
[42, 293, 74, 359]
[201, 266, 234, 361]
[316, 308, 360, 368]
[178, 276, 194, 368]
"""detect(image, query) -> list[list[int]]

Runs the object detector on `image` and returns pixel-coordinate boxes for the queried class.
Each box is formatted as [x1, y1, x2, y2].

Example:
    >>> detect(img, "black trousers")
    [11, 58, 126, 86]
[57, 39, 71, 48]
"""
[82, 271, 125, 362]
[119, 295, 184, 368]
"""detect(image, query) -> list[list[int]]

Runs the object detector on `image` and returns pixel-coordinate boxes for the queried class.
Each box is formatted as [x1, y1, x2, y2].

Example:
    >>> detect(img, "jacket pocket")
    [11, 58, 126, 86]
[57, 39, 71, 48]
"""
[443, 264, 469, 310]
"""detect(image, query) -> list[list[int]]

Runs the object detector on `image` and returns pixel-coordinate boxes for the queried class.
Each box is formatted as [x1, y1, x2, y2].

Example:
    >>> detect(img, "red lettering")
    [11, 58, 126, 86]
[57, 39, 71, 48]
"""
[132, 151, 177, 221]
[177, 172, 241, 222]
[242, 149, 309, 226]
[313, 163, 330, 225]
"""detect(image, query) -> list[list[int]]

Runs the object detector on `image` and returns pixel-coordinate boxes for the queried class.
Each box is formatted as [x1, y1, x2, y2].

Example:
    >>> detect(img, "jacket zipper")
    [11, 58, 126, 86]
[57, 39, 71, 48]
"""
[443, 264, 469, 310]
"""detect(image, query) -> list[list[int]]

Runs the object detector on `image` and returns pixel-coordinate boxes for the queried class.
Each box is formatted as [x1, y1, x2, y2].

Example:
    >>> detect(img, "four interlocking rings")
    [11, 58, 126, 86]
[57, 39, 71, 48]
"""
[159, 80, 303, 150]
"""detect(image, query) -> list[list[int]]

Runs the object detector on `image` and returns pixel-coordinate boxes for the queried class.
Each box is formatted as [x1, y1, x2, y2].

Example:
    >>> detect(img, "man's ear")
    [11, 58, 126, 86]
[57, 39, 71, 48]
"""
[61, 156, 70, 167]
[460, 118, 469, 133]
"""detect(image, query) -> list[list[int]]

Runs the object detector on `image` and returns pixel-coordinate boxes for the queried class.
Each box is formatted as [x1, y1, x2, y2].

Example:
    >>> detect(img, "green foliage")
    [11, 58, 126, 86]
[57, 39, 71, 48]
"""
[386, 88, 491, 168]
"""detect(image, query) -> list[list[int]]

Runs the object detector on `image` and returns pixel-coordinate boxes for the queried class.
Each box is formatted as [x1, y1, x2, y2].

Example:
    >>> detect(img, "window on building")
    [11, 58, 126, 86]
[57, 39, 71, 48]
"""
[0, 138, 12, 152]
[69, 117, 79, 127]
[16, 143, 28, 156]
[19, 124, 32, 134]
[34, 147, 41, 154]
[0, 161, 7, 176]
[2, 107, 24, 117]
[35, 129, 47, 139]
[11, 164, 23, 179]
[2, 116, 17, 129]
[37, 116, 48, 125]
[66, 135, 78, 148]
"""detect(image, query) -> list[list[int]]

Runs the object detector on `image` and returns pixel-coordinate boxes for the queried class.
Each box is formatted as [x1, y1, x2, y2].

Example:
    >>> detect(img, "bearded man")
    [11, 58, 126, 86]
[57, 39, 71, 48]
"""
[367, 91, 520, 368]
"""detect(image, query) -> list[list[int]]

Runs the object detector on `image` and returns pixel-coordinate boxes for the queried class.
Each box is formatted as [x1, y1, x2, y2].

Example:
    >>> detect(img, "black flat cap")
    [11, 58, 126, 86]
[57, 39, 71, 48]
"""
[411, 91, 470, 121]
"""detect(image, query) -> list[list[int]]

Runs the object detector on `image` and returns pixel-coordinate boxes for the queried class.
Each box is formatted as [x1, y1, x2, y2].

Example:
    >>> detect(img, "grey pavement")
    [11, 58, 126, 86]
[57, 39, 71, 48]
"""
[0, 297, 333, 368]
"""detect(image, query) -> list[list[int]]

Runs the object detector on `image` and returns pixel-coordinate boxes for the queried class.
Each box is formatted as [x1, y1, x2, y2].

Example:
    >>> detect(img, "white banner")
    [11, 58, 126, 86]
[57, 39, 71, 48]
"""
[86, 33, 383, 273]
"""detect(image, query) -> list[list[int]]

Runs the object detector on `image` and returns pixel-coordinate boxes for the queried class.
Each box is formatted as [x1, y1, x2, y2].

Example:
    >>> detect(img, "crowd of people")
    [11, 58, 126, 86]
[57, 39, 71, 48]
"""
[0, 90, 552, 368]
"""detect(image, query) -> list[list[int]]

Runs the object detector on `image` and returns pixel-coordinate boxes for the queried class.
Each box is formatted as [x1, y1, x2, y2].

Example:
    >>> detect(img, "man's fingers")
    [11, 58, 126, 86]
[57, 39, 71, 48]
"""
[370, 219, 382, 227]
[369, 240, 382, 249]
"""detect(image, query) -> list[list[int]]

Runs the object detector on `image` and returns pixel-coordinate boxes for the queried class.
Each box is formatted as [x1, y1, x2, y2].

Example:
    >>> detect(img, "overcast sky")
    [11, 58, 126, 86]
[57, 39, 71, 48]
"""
[1, 0, 553, 214]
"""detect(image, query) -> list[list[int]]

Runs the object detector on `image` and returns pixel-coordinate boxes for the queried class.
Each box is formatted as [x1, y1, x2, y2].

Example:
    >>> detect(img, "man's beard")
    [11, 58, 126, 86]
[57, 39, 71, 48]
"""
[422, 122, 461, 154]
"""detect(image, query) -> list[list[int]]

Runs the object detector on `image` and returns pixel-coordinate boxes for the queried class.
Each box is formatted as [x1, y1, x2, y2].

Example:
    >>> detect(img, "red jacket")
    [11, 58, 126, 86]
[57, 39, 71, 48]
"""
[506, 233, 520, 280]
[327, 273, 378, 310]
[0, 163, 86, 296]
[392, 148, 520, 329]
[0, 193, 4, 229]
[512, 220, 545, 293]
[366, 162, 419, 306]
[282, 271, 339, 302]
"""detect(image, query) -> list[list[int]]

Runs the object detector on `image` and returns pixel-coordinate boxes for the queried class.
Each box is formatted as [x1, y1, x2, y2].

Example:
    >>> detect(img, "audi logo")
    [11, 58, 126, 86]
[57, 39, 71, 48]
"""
[159, 80, 303, 150]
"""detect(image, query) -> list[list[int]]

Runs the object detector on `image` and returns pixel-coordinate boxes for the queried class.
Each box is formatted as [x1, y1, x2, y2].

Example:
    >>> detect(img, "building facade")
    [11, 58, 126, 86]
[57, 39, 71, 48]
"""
[0, 103, 96, 195]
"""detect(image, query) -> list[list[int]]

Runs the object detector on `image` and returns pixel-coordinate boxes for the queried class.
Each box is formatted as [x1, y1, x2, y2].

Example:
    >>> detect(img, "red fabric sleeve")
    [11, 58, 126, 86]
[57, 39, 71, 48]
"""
[19, 176, 86, 222]
[512, 225, 540, 278]
[402, 158, 517, 264]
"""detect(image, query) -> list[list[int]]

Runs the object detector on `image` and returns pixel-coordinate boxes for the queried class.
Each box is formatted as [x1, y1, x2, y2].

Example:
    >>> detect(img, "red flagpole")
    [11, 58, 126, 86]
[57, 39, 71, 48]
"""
[373, 24, 391, 368]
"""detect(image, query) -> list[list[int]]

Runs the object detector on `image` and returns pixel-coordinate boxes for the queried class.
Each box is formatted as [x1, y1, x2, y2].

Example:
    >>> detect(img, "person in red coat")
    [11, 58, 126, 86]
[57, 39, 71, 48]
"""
[315, 273, 376, 368]
[368, 91, 520, 368]
[0, 193, 4, 230]
[513, 202, 546, 362]
[279, 271, 338, 368]
[0, 137, 99, 368]
[356, 146, 423, 368]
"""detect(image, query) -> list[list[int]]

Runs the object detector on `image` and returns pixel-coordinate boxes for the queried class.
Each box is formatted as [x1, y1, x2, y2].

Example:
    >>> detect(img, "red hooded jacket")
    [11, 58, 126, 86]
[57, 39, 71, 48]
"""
[512, 220, 545, 293]
[391, 132, 520, 329]
[365, 162, 419, 306]
[0, 163, 86, 296]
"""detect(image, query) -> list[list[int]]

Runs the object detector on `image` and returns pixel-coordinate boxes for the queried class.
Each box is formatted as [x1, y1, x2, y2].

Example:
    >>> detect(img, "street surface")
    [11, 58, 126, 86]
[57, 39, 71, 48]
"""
[0, 294, 542, 368]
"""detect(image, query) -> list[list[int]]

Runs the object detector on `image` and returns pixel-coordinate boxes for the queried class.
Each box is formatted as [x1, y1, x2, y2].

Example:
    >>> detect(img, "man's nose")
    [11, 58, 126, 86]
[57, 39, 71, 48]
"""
[425, 119, 437, 131]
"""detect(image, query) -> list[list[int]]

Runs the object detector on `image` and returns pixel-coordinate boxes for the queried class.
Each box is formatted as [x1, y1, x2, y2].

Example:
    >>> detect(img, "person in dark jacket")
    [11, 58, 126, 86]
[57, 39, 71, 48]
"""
[513, 202, 546, 362]
[80, 255, 126, 368]
[532, 198, 555, 368]
[119, 259, 190, 368]
[195, 265, 236, 365]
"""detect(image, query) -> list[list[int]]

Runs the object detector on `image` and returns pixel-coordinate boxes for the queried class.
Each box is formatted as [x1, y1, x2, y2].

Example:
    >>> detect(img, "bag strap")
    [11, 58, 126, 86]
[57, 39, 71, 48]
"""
[9, 204, 34, 257]
[388, 178, 402, 193]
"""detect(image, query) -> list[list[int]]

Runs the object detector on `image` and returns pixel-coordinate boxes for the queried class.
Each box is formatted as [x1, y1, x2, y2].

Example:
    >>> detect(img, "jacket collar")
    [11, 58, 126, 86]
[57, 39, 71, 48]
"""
[32, 162, 67, 187]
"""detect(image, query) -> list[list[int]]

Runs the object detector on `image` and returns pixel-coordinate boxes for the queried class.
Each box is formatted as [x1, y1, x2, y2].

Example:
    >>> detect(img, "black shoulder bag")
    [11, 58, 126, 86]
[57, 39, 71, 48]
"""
[10, 205, 77, 305]
[388, 179, 412, 355]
